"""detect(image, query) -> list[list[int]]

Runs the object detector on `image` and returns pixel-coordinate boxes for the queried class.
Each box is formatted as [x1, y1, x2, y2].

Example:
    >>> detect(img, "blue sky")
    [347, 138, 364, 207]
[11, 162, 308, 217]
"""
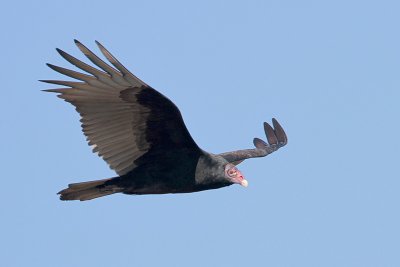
[1, 0, 399, 266]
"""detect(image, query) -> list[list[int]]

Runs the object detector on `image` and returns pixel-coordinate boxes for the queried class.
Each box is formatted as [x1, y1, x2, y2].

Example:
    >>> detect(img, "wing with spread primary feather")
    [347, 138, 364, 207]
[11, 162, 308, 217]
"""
[42, 40, 201, 175]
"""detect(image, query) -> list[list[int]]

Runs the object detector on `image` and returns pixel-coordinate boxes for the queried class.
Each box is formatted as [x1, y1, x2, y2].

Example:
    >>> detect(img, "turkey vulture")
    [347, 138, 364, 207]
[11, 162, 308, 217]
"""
[42, 40, 288, 201]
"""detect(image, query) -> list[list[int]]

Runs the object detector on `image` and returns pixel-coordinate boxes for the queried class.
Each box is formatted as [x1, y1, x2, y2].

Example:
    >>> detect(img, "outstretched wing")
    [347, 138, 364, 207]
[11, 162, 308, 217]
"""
[219, 118, 287, 165]
[42, 40, 201, 175]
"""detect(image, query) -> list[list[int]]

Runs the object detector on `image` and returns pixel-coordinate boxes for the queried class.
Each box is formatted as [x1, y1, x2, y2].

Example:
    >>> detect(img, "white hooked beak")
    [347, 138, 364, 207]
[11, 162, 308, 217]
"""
[240, 179, 249, 187]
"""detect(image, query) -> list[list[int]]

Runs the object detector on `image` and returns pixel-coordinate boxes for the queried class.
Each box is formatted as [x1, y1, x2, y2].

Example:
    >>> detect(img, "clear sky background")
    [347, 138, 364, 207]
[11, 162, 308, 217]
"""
[1, 1, 399, 266]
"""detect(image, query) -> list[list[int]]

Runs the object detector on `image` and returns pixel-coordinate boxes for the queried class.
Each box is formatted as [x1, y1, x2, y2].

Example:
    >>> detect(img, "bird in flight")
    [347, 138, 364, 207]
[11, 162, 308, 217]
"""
[42, 40, 288, 201]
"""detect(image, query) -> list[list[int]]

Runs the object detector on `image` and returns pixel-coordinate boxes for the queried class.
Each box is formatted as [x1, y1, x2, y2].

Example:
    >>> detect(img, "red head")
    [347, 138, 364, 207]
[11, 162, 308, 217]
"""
[224, 163, 248, 187]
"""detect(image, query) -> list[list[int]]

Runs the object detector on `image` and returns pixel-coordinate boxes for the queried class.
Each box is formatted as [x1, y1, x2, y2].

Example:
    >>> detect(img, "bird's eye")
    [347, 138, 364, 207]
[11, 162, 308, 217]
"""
[227, 168, 237, 177]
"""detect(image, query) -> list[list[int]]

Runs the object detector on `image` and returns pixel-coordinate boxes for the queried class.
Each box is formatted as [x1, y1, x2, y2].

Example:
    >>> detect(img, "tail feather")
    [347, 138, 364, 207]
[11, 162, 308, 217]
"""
[58, 178, 122, 201]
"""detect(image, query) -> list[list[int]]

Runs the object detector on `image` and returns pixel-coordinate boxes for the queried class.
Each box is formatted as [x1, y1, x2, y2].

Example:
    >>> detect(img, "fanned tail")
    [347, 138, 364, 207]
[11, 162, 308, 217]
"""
[58, 177, 122, 201]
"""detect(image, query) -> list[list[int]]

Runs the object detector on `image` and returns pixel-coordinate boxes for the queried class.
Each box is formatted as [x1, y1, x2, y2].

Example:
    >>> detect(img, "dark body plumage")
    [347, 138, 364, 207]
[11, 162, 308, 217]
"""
[43, 40, 287, 201]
